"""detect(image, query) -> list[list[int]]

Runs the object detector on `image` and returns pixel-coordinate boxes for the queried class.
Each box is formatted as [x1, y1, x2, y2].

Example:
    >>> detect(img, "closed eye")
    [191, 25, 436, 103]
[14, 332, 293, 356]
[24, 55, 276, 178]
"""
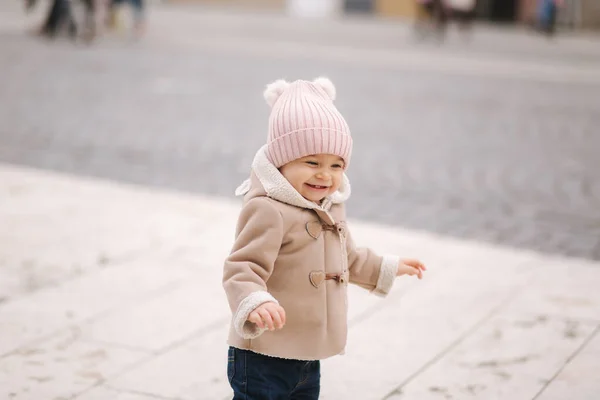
[305, 161, 318, 166]
[332, 163, 344, 169]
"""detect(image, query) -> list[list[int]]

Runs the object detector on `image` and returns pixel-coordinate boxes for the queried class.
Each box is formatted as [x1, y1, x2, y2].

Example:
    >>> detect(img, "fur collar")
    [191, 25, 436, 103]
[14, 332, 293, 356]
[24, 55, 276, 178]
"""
[235, 145, 351, 211]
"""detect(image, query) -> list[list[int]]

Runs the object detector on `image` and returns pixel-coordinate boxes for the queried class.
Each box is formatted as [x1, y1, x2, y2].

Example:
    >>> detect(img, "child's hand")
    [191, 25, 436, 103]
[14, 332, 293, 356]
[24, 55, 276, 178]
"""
[397, 259, 426, 279]
[248, 302, 286, 331]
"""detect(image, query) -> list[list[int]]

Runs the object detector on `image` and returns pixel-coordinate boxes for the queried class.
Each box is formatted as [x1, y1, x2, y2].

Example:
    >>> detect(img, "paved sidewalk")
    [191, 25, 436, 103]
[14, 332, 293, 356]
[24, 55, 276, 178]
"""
[1, 163, 599, 400]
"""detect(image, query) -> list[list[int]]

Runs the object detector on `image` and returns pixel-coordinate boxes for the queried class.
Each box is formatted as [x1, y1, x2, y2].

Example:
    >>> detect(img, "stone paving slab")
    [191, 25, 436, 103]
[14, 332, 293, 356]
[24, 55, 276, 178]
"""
[536, 327, 600, 400]
[388, 281, 599, 399]
[1, 163, 600, 400]
[0, 260, 197, 358]
[106, 325, 232, 400]
[77, 386, 169, 400]
[80, 279, 228, 353]
[0, 328, 148, 400]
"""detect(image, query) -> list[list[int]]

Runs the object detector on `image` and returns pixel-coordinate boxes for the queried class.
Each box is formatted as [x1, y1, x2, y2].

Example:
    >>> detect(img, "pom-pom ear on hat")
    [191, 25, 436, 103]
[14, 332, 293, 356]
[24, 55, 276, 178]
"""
[264, 76, 352, 169]
[313, 77, 336, 101]
[264, 79, 290, 107]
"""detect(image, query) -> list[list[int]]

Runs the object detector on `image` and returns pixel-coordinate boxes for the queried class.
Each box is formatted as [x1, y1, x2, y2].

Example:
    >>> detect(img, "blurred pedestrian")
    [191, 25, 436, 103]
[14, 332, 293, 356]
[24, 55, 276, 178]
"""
[108, 0, 146, 37]
[31, 0, 76, 38]
[223, 77, 427, 398]
[414, 0, 476, 41]
[26, 0, 97, 42]
[448, 0, 477, 35]
[414, 0, 449, 41]
[537, 0, 564, 36]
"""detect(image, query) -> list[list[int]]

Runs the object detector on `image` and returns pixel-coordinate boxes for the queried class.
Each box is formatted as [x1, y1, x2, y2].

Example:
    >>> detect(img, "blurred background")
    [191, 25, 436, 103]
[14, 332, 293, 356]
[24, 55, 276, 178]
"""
[2, 0, 599, 259]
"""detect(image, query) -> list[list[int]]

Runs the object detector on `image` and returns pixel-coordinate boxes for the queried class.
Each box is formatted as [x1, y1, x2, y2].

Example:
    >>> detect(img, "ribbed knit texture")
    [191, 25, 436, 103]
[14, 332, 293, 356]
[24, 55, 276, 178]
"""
[266, 80, 352, 168]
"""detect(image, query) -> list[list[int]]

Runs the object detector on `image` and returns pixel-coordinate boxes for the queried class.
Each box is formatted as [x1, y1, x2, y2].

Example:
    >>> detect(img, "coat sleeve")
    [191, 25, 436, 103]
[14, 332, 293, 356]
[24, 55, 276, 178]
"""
[223, 197, 284, 339]
[346, 227, 400, 296]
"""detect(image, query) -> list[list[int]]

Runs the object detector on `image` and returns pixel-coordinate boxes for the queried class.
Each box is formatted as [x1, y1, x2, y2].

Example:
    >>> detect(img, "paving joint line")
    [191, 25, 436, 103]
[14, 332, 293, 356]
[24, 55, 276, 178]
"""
[531, 322, 600, 400]
[380, 272, 536, 399]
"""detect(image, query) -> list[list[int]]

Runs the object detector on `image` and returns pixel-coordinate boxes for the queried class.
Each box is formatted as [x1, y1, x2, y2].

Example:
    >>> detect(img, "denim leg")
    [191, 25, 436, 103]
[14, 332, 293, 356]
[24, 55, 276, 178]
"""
[291, 361, 320, 400]
[128, 0, 144, 22]
[227, 347, 304, 400]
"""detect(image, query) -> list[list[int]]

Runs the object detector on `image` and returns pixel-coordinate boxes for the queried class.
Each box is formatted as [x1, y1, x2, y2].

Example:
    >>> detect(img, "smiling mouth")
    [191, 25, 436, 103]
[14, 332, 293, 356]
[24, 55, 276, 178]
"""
[306, 184, 330, 190]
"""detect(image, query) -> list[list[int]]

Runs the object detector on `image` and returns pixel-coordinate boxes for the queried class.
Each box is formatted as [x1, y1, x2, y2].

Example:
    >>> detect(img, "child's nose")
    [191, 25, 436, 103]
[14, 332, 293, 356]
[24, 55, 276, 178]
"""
[316, 170, 331, 180]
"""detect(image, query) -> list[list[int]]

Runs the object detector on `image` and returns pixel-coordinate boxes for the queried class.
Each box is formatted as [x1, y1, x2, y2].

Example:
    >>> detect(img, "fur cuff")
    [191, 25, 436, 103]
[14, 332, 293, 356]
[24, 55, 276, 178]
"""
[373, 255, 399, 297]
[234, 291, 279, 339]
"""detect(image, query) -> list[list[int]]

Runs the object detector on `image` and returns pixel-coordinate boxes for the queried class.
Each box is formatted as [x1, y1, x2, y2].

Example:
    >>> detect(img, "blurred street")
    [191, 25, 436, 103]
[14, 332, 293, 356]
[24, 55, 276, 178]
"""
[1, 1, 600, 399]
[2, 1, 600, 260]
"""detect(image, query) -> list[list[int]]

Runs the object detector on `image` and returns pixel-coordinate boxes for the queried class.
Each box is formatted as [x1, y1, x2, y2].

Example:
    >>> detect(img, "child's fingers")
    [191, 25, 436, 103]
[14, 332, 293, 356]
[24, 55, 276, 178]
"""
[248, 304, 287, 331]
[270, 308, 283, 329]
[404, 259, 426, 269]
[258, 308, 275, 331]
[277, 306, 286, 326]
[408, 266, 423, 279]
[405, 259, 426, 272]
[248, 311, 264, 329]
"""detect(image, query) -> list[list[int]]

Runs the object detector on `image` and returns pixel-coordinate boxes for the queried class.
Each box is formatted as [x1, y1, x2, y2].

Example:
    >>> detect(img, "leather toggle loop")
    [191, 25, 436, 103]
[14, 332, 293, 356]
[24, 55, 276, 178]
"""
[305, 221, 347, 240]
[309, 271, 345, 288]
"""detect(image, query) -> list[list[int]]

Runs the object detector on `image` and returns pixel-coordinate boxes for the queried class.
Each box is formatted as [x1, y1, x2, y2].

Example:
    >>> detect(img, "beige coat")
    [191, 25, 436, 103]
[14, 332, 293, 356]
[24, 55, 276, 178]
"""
[223, 145, 399, 360]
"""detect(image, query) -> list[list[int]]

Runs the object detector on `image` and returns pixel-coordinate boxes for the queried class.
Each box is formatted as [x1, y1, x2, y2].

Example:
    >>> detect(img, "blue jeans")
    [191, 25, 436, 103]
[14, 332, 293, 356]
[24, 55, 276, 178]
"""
[227, 347, 321, 400]
[537, 0, 557, 33]
[112, 0, 143, 11]
[111, 0, 144, 22]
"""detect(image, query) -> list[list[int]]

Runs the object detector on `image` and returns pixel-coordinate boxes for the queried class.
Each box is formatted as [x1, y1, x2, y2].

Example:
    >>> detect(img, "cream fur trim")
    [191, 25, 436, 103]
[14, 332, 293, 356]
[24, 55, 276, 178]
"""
[373, 255, 399, 297]
[234, 291, 279, 339]
[264, 79, 290, 108]
[235, 145, 351, 211]
[234, 179, 251, 196]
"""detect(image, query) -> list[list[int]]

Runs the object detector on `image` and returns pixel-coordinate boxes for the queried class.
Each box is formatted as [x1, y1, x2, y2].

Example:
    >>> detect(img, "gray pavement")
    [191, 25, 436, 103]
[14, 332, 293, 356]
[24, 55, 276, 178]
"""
[2, 3, 600, 261]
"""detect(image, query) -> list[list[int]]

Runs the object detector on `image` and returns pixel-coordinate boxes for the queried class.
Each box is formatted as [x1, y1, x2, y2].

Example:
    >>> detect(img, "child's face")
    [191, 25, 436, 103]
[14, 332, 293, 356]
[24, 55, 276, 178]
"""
[279, 154, 345, 203]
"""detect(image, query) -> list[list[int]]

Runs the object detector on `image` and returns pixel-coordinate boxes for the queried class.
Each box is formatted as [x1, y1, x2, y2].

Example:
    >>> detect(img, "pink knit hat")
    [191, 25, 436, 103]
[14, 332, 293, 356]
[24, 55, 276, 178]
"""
[263, 77, 352, 168]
